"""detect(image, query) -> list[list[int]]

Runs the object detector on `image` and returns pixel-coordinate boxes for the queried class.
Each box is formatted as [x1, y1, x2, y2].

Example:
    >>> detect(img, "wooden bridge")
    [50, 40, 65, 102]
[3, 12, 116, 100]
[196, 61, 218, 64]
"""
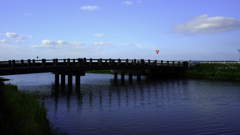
[0, 58, 188, 87]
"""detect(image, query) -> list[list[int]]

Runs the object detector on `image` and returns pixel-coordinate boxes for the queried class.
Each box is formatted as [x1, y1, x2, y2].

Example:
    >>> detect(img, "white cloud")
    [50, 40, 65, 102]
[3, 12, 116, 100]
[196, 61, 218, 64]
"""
[94, 33, 104, 37]
[29, 36, 33, 39]
[122, 1, 133, 5]
[31, 45, 61, 49]
[92, 42, 113, 46]
[135, 44, 148, 49]
[0, 39, 10, 43]
[14, 40, 26, 43]
[24, 13, 31, 16]
[80, 5, 99, 11]
[169, 14, 240, 34]
[6, 32, 25, 39]
[124, 43, 148, 49]
[32, 40, 84, 49]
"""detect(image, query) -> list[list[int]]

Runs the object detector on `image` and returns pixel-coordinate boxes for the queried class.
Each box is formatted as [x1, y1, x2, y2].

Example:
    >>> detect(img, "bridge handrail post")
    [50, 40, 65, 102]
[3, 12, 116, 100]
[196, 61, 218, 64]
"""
[21, 59, 24, 67]
[32, 59, 35, 67]
[172, 61, 175, 66]
[28, 59, 31, 68]
[118, 58, 121, 65]
[134, 59, 136, 65]
[55, 58, 58, 67]
[63, 59, 66, 65]
[83, 58, 86, 63]
[8, 60, 12, 68]
[105, 59, 107, 65]
[89, 58, 92, 65]
[154, 60, 157, 66]
[178, 61, 180, 67]
[73, 59, 75, 65]
[167, 61, 169, 66]
[141, 59, 144, 65]
[99, 58, 102, 66]
[12, 60, 15, 69]
[148, 59, 150, 65]
[67, 58, 70, 66]
[126, 59, 128, 65]
[78, 58, 83, 66]
[161, 60, 163, 66]
[109, 58, 112, 65]
[42, 59, 46, 67]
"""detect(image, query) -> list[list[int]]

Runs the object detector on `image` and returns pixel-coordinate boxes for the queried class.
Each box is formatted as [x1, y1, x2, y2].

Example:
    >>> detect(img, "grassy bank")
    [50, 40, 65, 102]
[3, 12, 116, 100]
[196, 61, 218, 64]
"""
[185, 63, 240, 81]
[0, 83, 52, 135]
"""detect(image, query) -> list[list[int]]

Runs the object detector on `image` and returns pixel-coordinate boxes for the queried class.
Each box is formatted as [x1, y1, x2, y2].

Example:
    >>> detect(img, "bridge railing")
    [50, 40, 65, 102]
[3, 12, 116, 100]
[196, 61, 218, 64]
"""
[0, 58, 189, 69]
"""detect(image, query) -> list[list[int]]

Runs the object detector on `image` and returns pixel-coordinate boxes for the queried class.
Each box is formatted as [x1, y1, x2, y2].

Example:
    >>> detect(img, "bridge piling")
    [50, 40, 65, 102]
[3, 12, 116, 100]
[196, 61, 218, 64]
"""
[121, 72, 124, 81]
[114, 72, 118, 81]
[68, 73, 72, 86]
[61, 73, 65, 87]
[55, 73, 59, 86]
[129, 73, 132, 81]
[75, 71, 80, 87]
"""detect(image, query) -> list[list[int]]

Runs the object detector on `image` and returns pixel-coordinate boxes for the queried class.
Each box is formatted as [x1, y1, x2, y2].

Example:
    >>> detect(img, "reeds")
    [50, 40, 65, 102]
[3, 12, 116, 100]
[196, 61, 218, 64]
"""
[0, 83, 52, 135]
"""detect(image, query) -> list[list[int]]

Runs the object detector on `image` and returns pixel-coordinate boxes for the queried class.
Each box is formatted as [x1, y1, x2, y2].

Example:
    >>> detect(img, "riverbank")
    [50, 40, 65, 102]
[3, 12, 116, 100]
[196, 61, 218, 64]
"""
[0, 82, 53, 135]
[185, 63, 240, 81]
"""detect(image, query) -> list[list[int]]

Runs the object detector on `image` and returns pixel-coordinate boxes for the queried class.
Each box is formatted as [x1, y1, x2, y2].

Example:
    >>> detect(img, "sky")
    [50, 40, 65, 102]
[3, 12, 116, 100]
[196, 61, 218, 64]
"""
[1, 0, 240, 61]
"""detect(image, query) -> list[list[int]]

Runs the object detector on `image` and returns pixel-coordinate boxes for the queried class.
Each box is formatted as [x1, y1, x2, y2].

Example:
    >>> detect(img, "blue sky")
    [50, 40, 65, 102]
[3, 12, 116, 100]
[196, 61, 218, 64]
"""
[1, 0, 240, 61]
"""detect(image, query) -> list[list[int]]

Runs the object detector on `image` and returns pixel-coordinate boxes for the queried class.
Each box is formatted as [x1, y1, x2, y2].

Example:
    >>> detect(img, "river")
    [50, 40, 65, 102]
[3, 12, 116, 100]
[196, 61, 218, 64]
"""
[3, 73, 240, 135]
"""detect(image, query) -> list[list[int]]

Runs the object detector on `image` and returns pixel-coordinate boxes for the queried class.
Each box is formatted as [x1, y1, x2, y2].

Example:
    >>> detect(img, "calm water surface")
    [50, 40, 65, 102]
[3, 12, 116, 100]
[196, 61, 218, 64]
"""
[3, 73, 240, 135]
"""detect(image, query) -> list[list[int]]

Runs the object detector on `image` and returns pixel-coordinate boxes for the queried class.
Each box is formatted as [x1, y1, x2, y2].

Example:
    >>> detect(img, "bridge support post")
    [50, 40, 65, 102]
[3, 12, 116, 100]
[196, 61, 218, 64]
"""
[68, 73, 72, 86]
[55, 73, 59, 86]
[114, 72, 118, 81]
[28, 59, 31, 68]
[121, 72, 124, 81]
[61, 73, 65, 87]
[75, 71, 80, 88]
[137, 75, 141, 81]
[129, 73, 132, 81]
[12, 60, 15, 69]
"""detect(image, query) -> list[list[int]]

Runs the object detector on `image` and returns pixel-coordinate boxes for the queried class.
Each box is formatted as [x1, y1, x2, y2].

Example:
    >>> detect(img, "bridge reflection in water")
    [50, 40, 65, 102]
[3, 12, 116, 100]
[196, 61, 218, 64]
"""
[48, 78, 189, 114]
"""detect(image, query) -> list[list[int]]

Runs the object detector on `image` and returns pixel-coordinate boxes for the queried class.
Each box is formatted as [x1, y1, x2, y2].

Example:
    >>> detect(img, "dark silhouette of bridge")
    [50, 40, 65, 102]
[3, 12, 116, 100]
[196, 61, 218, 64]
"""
[0, 58, 188, 88]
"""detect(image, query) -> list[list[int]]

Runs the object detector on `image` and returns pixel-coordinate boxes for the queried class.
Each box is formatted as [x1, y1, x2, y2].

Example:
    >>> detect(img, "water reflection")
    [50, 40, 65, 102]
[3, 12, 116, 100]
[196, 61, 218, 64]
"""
[48, 78, 191, 112]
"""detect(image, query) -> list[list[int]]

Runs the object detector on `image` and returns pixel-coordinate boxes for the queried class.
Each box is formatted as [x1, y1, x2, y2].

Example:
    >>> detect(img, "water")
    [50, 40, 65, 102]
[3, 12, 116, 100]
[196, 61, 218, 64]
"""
[3, 73, 240, 134]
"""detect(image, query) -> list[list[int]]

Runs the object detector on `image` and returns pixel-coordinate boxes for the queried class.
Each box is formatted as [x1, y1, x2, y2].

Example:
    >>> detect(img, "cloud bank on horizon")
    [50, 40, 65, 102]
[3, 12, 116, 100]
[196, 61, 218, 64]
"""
[0, 0, 240, 60]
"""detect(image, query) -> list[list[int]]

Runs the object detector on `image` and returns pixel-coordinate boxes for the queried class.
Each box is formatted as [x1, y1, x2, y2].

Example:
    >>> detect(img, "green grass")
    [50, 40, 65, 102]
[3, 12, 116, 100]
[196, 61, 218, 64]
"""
[185, 63, 240, 81]
[0, 83, 53, 135]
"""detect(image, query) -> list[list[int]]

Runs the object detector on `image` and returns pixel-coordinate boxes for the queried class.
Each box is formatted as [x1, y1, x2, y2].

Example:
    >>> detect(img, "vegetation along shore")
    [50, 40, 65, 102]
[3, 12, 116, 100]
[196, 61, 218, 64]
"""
[0, 78, 66, 135]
